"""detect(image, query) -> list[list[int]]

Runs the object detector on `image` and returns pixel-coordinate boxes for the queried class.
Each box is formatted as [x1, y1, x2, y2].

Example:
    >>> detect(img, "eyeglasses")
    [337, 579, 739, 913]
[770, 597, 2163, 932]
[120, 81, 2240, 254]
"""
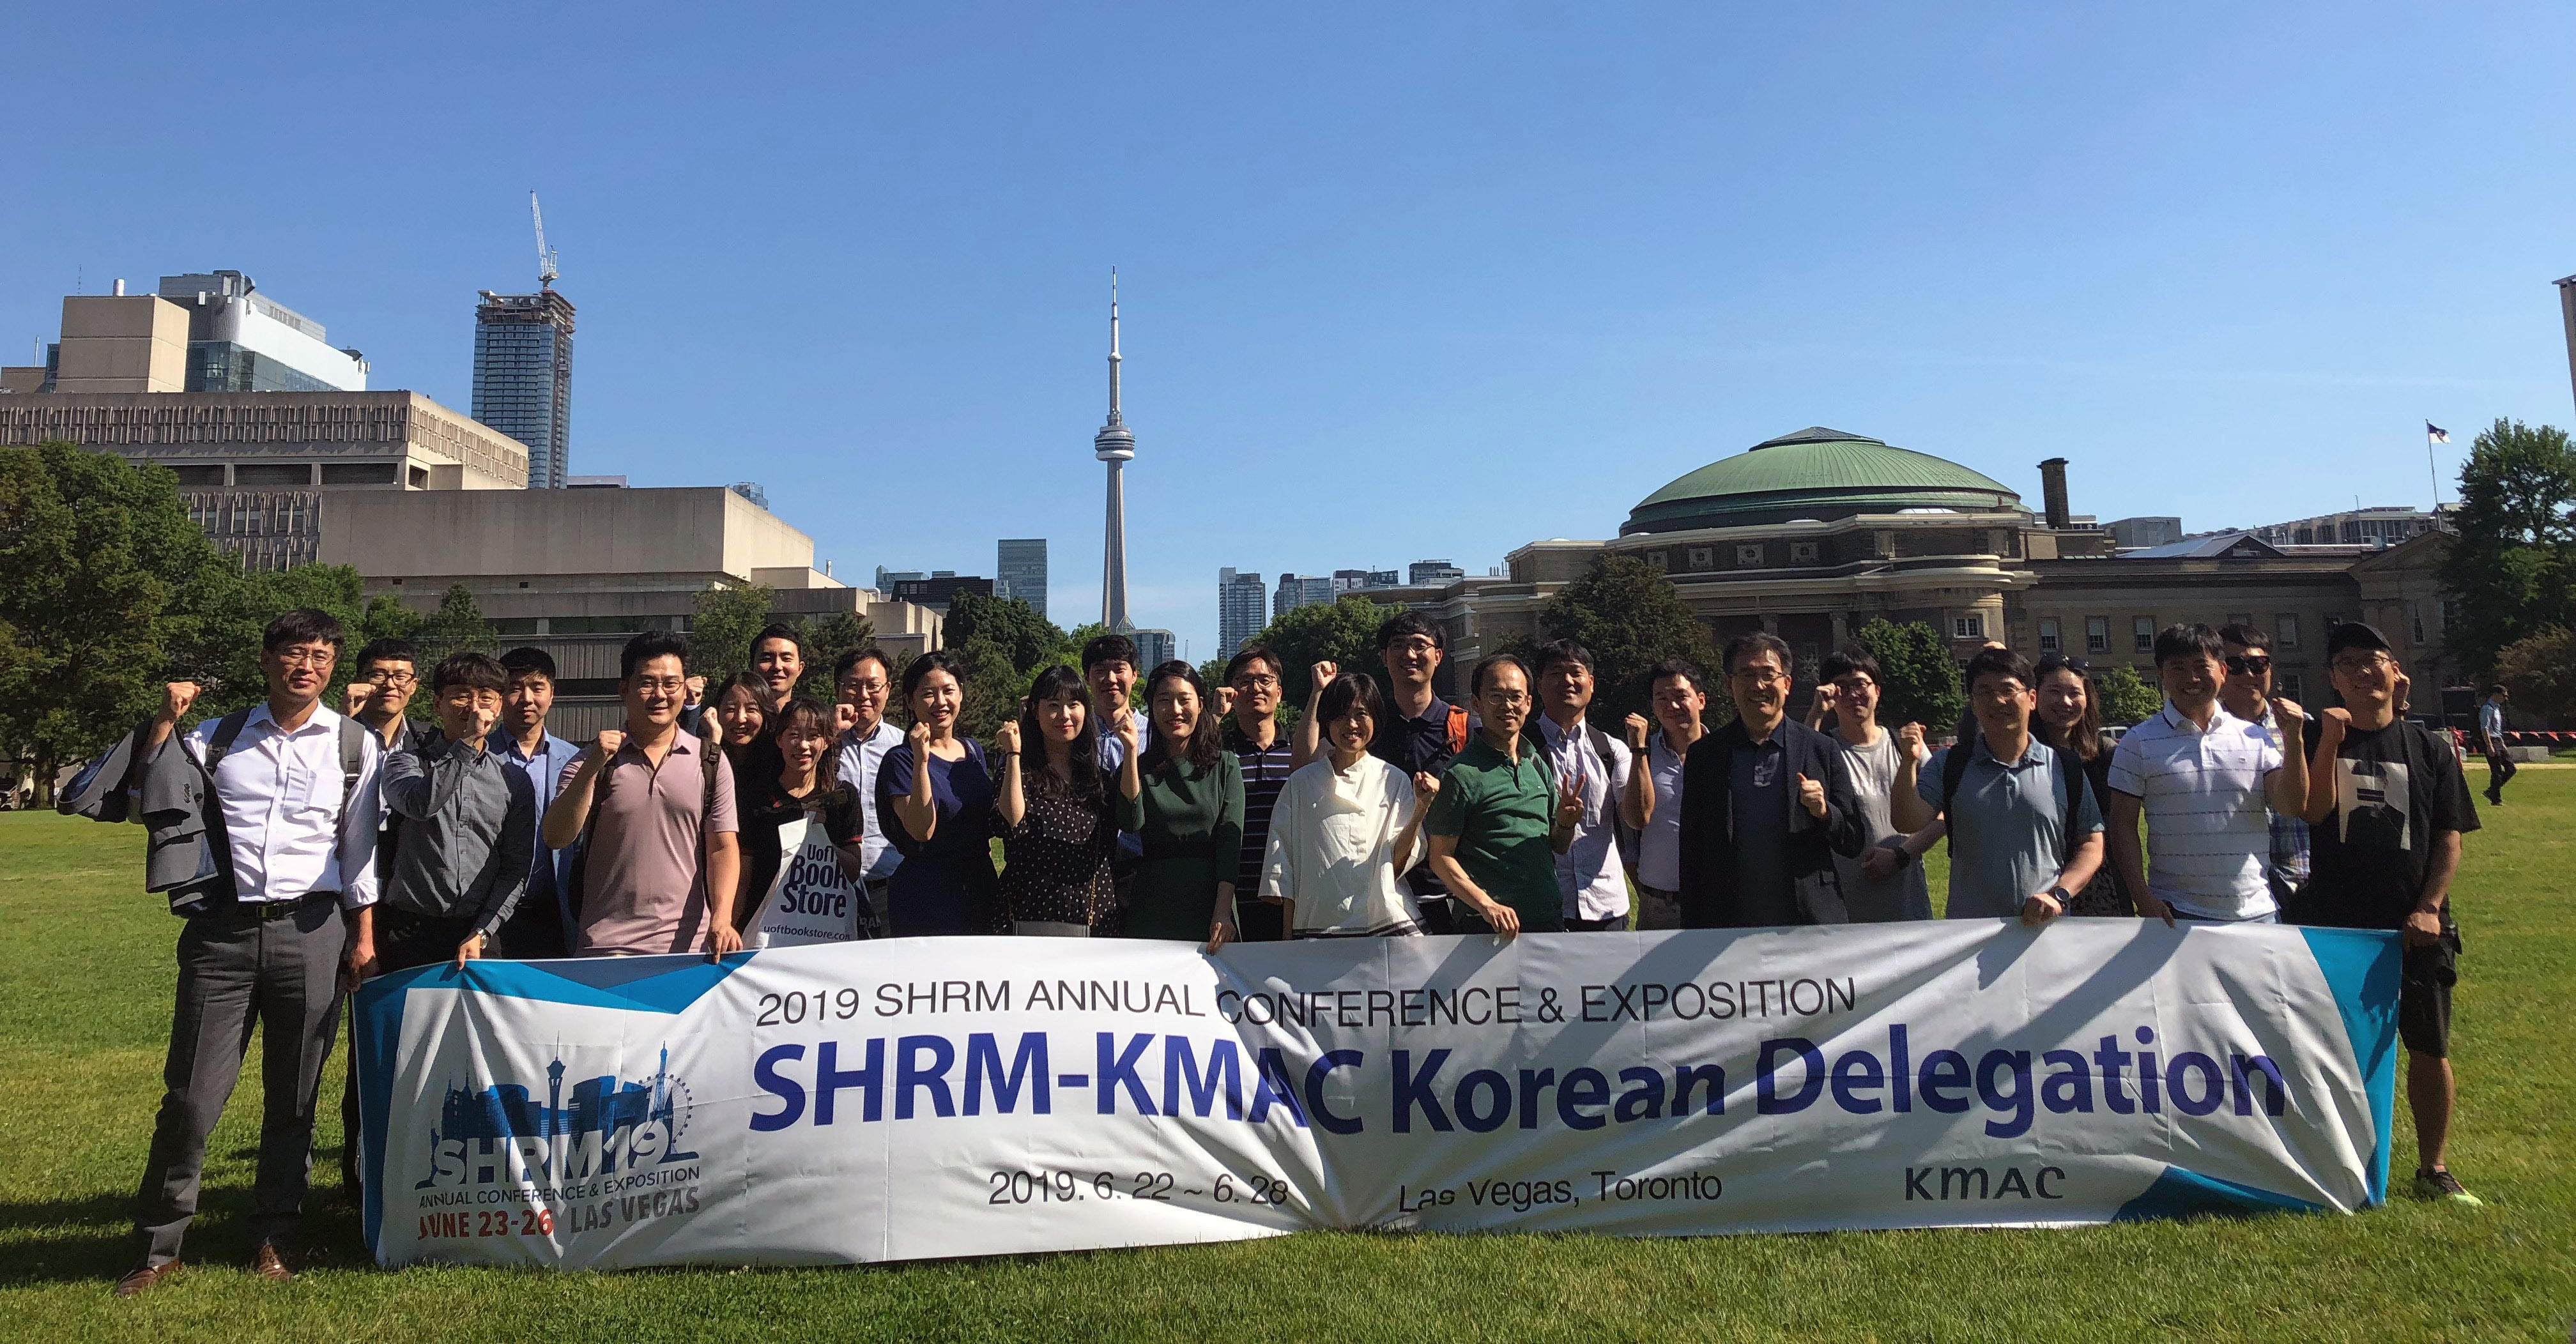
[1729, 668, 1789, 686]
[272, 647, 335, 669]
[1231, 675, 1280, 691]
[2331, 654, 2393, 676]
[2225, 655, 2272, 676]
[365, 670, 418, 687]
[630, 676, 688, 693]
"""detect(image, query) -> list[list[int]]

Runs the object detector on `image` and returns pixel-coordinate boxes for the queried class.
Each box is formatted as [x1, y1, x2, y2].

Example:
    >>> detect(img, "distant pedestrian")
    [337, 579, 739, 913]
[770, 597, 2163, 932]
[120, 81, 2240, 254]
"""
[993, 666, 1143, 935]
[1127, 661, 1246, 951]
[1261, 671, 1439, 937]
[1425, 653, 1581, 937]
[1677, 632, 1865, 928]
[1631, 659, 1708, 931]
[2478, 684, 2514, 806]
[877, 650, 1000, 936]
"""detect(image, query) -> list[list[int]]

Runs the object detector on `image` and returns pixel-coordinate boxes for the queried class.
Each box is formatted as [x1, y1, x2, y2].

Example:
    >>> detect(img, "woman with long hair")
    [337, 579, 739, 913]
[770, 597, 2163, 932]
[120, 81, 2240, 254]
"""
[1259, 671, 1440, 938]
[732, 697, 876, 943]
[876, 651, 1000, 935]
[709, 671, 769, 760]
[1126, 661, 1246, 951]
[993, 665, 1144, 935]
[2030, 652, 2132, 917]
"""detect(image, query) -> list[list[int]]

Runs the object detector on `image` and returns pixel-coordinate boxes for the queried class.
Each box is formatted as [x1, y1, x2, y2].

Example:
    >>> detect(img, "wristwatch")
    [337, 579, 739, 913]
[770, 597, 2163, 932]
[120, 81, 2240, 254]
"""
[2044, 885, 2070, 908]
[1890, 846, 1913, 869]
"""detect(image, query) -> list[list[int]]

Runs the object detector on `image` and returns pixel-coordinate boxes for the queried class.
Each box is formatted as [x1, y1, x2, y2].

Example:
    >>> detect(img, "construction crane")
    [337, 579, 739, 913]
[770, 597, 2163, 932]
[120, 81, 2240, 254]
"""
[529, 190, 560, 290]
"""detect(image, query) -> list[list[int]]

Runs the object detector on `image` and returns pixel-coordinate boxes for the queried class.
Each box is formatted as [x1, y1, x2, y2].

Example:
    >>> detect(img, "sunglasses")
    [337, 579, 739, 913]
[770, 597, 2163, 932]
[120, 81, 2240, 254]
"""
[2225, 655, 2272, 676]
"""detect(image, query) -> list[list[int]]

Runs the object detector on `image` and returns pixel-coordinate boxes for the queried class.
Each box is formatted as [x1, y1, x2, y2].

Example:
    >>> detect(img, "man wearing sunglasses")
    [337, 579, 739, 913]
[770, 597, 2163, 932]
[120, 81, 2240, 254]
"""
[2218, 624, 2309, 915]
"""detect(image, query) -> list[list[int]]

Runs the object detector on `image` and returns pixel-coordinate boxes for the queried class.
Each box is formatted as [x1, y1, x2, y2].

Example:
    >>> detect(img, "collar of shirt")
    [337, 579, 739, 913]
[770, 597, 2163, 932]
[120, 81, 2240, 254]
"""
[1222, 717, 1288, 754]
[1970, 732, 2048, 770]
[2155, 701, 2240, 736]
[492, 729, 569, 763]
[1392, 694, 1450, 728]
[838, 720, 900, 751]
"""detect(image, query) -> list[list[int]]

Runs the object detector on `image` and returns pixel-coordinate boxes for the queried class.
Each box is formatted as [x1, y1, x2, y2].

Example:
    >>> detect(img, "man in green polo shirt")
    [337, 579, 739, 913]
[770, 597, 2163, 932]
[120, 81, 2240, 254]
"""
[1425, 653, 1582, 936]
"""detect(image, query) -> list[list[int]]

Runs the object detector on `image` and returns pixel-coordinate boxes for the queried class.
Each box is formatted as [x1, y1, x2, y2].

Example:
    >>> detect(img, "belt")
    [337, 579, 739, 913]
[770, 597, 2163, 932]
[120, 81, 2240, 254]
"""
[247, 892, 337, 920]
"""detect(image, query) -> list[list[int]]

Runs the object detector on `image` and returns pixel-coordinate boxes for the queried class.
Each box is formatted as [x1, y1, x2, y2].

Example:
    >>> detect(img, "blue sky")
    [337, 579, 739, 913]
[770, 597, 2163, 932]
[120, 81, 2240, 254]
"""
[8, 3, 2571, 657]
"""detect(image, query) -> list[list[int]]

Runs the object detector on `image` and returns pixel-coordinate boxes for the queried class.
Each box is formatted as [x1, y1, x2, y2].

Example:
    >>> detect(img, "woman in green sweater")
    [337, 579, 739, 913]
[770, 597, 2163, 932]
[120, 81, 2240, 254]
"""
[1128, 661, 1246, 952]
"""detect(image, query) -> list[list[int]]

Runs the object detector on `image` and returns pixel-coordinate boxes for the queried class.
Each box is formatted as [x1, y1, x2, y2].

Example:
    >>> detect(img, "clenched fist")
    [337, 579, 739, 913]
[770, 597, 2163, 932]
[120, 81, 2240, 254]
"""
[1623, 712, 1651, 751]
[593, 729, 625, 761]
[1309, 661, 1338, 698]
[1411, 772, 1441, 808]
[995, 721, 1022, 755]
[159, 681, 201, 724]
[1795, 772, 1827, 820]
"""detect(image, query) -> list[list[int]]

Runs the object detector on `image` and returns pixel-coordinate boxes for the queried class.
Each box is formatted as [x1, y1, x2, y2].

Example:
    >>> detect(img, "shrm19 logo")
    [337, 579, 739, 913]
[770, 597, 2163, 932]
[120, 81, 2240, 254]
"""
[415, 1046, 698, 1189]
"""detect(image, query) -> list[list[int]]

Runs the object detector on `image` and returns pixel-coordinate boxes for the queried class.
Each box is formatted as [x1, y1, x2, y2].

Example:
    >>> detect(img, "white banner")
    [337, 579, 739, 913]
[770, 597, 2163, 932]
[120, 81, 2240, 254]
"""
[353, 922, 2399, 1269]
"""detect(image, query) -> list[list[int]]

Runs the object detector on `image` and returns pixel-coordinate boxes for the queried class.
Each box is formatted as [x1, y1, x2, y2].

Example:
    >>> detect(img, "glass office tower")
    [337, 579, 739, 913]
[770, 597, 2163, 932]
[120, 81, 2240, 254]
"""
[473, 289, 576, 489]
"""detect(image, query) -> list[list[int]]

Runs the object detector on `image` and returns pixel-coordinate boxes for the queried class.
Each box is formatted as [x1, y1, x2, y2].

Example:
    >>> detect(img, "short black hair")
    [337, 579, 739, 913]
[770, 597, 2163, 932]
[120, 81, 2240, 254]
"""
[261, 607, 344, 653]
[1470, 653, 1533, 699]
[751, 622, 803, 659]
[2216, 622, 2270, 652]
[1819, 646, 1883, 685]
[1647, 657, 1708, 696]
[1377, 610, 1445, 652]
[499, 646, 556, 683]
[1317, 670, 1385, 729]
[353, 637, 417, 674]
[901, 648, 965, 698]
[2488, 683, 2508, 696]
[1223, 643, 1282, 684]
[620, 629, 691, 680]
[1722, 631, 1791, 675]
[2152, 622, 2224, 667]
[1082, 632, 1139, 673]
[433, 651, 508, 695]
[1531, 638, 1594, 680]
[1964, 646, 2034, 694]
[832, 646, 893, 683]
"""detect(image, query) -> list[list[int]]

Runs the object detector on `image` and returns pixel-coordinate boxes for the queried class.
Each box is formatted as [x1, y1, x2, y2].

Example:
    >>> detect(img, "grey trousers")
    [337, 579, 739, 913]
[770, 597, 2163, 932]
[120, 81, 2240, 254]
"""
[134, 896, 348, 1265]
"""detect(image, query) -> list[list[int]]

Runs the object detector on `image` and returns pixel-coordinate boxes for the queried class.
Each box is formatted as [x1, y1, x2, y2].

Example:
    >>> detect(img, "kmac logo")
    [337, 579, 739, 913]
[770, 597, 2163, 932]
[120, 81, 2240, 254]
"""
[415, 1046, 699, 1190]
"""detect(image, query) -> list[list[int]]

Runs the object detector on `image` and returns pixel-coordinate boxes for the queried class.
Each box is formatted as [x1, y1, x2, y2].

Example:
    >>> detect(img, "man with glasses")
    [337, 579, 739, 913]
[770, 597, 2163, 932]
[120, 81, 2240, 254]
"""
[2217, 624, 2310, 914]
[831, 646, 903, 931]
[1678, 632, 1865, 928]
[1220, 645, 1298, 941]
[1423, 654, 1581, 936]
[119, 609, 384, 1294]
[2296, 622, 2483, 1203]
[2106, 623, 2310, 925]
[1305, 611, 1473, 932]
[1810, 647, 1934, 921]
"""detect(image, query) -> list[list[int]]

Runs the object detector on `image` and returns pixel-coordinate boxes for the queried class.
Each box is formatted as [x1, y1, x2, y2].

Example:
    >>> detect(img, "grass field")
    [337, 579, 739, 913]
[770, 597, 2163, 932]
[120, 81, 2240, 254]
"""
[3, 777, 2571, 1343]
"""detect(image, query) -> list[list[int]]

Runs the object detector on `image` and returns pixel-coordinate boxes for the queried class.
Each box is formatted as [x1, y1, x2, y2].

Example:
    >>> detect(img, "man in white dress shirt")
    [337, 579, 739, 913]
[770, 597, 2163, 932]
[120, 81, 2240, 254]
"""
[119, 608, 383, 1294]
[830, 647, 904, 930]
[1528, 639, 1649, 931]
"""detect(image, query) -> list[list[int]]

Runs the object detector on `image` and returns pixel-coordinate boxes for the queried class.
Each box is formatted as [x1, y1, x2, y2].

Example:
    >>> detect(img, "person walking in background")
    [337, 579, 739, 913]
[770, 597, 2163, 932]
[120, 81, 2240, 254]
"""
[2028, 652, 2131, 916]
[361, 652, 535, 975]
[1901, 647, 2104, 926]
[1631, 659, 1708, 931]
[1678, 632, 1864, 928]
[2104, 623, 2309, 926]
[489, 646, 580, 958]
[542, 631, 744, 957]
[2219, 623, 2310, 915]
[733, 697, 877, 945]
[1810, 646, 1933, 921]
[1528, 639, 1646, 931]
[120, 609, 383, 1295]
[2294, 622, 2484, 1204]
[2478, 683, 2514, 806]
[829, 646, 903, 932]
[1425, 654, 1581, 937]
[878, 650, 1000, 936]
[1261, 671, 1439, 937]
[1126, 662, 1246, 951]
[1220, 645, 1298, 942]
[994, 666, 1143, 936]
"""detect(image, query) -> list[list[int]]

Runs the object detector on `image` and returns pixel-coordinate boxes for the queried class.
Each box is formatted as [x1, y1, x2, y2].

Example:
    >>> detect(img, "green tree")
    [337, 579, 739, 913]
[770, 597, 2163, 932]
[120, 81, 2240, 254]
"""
[2092, 664, 2162, 726]
[416, 584, 497, 661]
[1855, 618, 1964, 733]
[689, 583, 776, 687]
[1254, 595, 1395, 708]
[2493, 625, 2576, 728]
[1529, 554, 1722, 731]
[948, 636, 1025, 743]
[0, 443, 243, 800]
[2438, 417, 2576, 676]
[193, 563, 418, 719]
[793, 609, 875, 701]
[943, 593, 1065, 675]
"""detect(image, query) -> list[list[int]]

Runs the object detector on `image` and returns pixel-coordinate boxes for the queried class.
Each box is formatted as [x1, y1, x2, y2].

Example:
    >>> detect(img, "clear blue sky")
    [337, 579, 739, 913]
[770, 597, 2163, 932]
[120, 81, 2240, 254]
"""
[9, 3, 2572, 658]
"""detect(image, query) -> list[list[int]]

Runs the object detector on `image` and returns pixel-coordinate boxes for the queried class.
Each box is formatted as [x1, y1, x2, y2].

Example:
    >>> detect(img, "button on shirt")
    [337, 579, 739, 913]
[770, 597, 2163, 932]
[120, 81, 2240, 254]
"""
[1531, 714, 1632, 921]
[563, 733, 740, 956]
[183, 703, 383, 908]
[2106, 702, 2283, 920]
[1920, 735, 2102, 920]
[832, 720, 905, 882]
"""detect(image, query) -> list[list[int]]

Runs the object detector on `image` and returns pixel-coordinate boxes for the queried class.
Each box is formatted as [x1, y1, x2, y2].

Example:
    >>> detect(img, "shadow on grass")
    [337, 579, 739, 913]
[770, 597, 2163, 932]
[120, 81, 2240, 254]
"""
[0, 1176, 379, 1287]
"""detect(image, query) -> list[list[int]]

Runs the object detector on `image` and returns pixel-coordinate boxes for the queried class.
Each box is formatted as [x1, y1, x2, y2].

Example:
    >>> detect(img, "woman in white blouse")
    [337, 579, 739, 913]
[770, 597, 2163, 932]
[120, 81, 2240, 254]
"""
[1259, 673, 1440, 937]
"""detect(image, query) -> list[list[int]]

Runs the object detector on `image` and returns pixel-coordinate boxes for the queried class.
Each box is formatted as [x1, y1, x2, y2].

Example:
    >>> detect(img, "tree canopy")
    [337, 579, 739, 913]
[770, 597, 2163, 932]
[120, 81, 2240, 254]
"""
[1854, 618, 1964, 734]
[688, 583, 776, 687]
[2438, 417, 2576, 677]
[2492, 625, 2576, 728]
[944, 593, 1066, 676]
[1251, 595, 1397, 710]
[2090, 663, 2163, 726]
[1529, 554, 1722, 731]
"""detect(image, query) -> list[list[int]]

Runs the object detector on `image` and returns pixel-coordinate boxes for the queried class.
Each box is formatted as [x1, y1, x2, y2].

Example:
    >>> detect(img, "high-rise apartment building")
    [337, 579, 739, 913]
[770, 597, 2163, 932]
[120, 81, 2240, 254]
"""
[1132, 628, 1176, 670]
[888, 574, 993, 614]
[1408, 560, 1465, 586]
[997, 538, 1049, 618]
[1217, 568, 1267, 653]
[729, 481, 769, 510]
[473, 288, 575, 489]
[1273, 573, 1332, 620]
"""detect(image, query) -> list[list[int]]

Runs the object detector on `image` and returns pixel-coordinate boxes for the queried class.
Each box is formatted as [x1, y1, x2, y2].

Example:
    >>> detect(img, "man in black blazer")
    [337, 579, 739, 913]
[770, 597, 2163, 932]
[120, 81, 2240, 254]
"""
[1679, 632, 1866, 927]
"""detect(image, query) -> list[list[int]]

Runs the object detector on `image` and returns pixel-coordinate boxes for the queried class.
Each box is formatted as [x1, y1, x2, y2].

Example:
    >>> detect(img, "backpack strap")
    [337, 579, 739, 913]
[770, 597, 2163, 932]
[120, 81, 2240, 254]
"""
[1446, 705, 1469, 756]
[1937, 737, 1974, 853]
[201, 707, 255, 775]
[2053, 745, 2088, 868]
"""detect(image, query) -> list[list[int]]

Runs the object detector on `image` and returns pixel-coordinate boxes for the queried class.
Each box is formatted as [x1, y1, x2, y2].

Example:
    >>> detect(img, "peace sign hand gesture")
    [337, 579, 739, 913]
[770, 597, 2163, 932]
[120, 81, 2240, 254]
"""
[1554, 771, 1586, 832]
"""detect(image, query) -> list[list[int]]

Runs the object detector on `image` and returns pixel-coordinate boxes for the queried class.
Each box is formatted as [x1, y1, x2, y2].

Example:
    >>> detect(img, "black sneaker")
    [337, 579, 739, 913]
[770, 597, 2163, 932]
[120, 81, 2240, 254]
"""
[2411, 1166, 2483, 1205]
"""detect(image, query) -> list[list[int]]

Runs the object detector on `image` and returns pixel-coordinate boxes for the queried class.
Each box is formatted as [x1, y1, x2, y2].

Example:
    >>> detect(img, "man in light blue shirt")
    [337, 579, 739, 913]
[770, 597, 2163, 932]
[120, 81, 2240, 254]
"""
[489, 647, 579, 957]
[1906, 647, 2104, 924]
[2478, 684, 2513, 806]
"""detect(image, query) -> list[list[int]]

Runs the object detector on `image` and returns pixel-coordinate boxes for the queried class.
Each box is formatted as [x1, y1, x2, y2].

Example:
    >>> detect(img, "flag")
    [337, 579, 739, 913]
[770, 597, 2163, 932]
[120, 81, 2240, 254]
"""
[2427, 422, 2450, 443]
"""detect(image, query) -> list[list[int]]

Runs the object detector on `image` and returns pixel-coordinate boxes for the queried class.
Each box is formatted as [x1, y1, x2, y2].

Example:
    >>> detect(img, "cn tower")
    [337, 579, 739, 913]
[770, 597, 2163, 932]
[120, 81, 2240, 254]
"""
[1093, 270, 1135, 630]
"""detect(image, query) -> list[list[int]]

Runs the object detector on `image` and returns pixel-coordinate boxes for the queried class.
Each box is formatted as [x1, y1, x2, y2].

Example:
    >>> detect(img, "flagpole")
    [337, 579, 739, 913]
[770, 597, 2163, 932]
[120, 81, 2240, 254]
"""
[2425, 422, 2444, 510]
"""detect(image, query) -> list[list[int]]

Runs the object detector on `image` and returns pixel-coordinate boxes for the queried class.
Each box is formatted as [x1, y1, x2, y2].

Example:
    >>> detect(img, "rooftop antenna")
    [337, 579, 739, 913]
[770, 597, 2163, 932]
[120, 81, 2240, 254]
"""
[529, 190, 560, 290]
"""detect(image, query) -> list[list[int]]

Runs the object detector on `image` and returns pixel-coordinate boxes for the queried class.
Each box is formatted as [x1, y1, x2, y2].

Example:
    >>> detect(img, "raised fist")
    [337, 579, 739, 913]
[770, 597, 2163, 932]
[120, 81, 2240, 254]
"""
[1412, 772, 1441, 806]
[1623, 712, 1651, 751]
[684, 675, 707, 705]
[593, 729, 625, 761]
[1112, 705, 1140, 755]
[1214, 685, 1238, 717]
[160, 681, 201, 724]
[907, 719, 933, 754]
[832, 701, 861, 735]
[1897, 722, 1928, 764]
[2269, 696, 2306, 731]
[995, 721, 1022, 756]
[1795, 772, 1827, 820]
[344, 682, 378, 717]
[1309, 661, 1338, 698]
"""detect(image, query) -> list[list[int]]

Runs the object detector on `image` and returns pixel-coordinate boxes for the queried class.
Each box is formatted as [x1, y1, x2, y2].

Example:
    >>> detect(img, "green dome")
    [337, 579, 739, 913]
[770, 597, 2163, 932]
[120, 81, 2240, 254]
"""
[1621, 427, 2023, 535]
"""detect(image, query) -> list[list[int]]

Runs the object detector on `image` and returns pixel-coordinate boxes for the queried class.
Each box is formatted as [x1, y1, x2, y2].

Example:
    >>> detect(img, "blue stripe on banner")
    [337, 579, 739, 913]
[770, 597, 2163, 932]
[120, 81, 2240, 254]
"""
[2112, 1165, 2326, 1220]
[2295, 927, 2403, 1205]
[367, 951, 755, 1015]
[351, 972, 408, 1257]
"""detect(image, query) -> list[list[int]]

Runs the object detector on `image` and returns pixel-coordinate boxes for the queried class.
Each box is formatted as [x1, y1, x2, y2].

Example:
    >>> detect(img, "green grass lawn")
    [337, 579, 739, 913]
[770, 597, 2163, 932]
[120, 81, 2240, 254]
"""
[3, 782, 2571, 1343]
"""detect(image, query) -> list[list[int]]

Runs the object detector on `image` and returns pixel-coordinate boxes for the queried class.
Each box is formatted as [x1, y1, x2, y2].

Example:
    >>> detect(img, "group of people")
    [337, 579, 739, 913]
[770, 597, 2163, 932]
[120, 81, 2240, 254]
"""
[109, 602, 2486, 1295]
